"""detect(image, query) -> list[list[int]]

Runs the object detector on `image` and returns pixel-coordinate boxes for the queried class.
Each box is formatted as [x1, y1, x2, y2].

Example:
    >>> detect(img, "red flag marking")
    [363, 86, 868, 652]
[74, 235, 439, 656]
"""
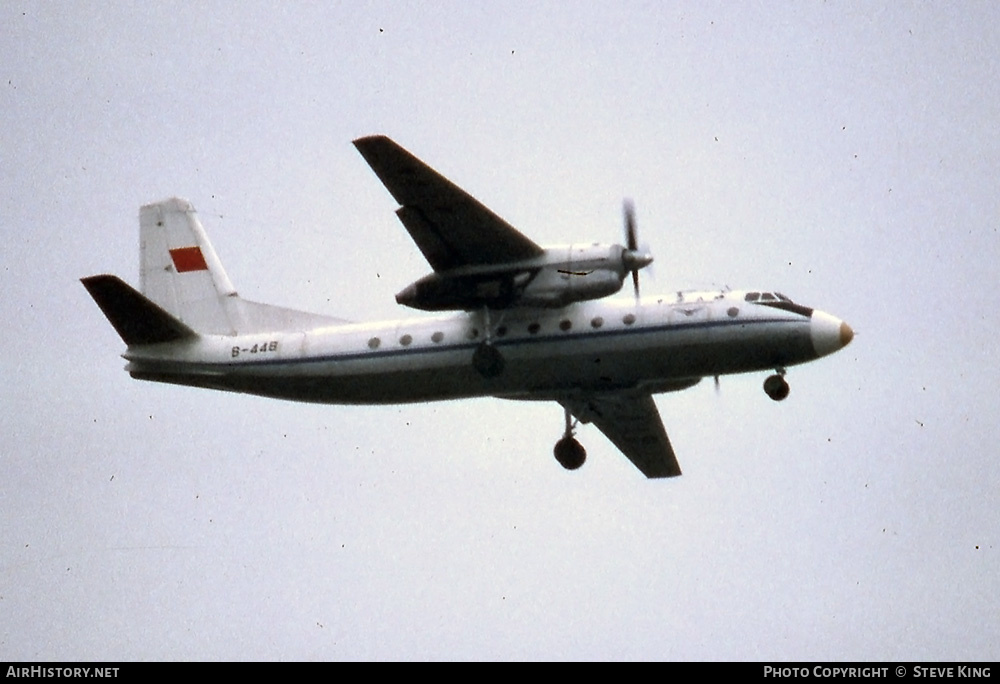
[170, 246, 209, 273]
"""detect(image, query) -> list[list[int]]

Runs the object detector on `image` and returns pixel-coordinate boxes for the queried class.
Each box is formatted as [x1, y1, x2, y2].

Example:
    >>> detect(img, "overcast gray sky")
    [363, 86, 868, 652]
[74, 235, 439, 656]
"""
[2, 1, 998, 661]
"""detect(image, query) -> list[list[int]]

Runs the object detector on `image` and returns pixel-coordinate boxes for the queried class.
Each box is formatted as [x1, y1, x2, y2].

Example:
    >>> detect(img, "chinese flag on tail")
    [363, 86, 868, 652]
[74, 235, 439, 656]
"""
[169, 246, 209, 273]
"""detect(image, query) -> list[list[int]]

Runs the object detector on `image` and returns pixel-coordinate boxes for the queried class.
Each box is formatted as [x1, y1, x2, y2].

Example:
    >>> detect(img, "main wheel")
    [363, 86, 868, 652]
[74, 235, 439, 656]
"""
[553, 436, 586, 470]
[472, 341, 505, 378]
[763, 374, 790, 401]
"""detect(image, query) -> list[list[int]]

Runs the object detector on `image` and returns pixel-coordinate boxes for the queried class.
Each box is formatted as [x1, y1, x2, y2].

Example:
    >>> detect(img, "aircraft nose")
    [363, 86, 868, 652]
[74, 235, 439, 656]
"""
[839, 321, 854, 347]
[810, 310, 854, 357]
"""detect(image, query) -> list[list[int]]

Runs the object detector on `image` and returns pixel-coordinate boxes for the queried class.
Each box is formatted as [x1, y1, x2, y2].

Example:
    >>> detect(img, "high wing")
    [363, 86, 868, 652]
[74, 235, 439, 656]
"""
[353, 135, 544, 272]
[558, 393, 682, 478]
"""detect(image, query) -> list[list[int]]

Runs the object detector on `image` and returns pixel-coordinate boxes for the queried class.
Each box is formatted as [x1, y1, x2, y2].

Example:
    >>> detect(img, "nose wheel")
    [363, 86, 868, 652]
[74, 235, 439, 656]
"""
[763, 370, 790, 401]
[553, 408, 586, 470]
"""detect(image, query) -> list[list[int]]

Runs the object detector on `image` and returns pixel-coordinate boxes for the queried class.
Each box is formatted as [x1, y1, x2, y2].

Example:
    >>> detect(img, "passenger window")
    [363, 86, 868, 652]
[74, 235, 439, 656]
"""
[399, 334, 412, 346]
[431, 331, 444, 343]
[527, 322, 540, 335]
[591, 317, 604, 329]
[623, 313, 636, 325]
[559, 319, 572, 331]
[368, 337, 380, 349]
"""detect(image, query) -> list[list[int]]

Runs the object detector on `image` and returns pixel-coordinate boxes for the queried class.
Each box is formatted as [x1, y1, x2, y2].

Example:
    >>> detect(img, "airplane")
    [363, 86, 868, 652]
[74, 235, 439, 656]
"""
[82, 135, 853, 478]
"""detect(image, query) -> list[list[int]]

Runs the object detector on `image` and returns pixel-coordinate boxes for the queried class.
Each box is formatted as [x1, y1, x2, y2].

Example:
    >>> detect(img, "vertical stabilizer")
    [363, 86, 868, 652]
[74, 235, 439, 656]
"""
[140, 198, 237, 335]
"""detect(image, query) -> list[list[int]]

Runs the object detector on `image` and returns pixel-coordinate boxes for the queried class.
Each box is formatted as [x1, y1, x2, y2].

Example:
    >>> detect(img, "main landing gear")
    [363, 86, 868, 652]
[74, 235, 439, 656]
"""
[554, 408, 586, 470]
[472, 307, 506, 378]
[763, 368, 790, 401]
[472, 341, 505, 378]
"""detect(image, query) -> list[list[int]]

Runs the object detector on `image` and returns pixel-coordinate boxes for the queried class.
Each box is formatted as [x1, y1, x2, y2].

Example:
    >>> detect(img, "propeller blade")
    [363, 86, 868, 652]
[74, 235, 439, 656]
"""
[622, 199, 649, 298]
[624, 199, 638, 251]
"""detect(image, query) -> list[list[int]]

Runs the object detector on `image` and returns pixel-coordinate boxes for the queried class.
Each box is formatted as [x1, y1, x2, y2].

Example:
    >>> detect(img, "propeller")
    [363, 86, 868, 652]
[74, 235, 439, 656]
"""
[621, 199, 653, 298]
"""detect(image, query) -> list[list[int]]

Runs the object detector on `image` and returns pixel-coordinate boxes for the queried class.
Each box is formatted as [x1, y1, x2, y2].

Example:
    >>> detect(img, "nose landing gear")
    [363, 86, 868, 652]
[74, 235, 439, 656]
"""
[554, 408, 586, 470]
[763, 369, 790, 401]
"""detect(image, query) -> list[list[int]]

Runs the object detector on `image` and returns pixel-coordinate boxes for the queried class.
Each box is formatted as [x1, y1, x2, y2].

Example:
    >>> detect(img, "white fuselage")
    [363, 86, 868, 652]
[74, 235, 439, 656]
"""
[124, 290, 850, 405]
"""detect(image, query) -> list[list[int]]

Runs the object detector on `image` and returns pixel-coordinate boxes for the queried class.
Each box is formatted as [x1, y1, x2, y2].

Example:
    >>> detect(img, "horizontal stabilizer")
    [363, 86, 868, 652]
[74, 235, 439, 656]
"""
[82, 274, 196, 346]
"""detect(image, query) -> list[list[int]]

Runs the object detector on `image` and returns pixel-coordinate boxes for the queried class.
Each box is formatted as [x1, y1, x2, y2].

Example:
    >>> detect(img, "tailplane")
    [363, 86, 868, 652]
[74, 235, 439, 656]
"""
[81, 275, 196, 346]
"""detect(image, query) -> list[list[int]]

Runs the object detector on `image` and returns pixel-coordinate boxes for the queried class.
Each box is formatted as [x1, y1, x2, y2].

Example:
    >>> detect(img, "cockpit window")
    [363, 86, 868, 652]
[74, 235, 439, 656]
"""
[747, 291, 794, 303]
[752, 291, 813, 317]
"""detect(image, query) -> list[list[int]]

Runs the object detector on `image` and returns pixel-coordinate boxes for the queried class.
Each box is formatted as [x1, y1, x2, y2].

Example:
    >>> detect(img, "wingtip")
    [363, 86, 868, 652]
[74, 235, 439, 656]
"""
[352, 134, 391, 148]
[81, 273, 119, 290]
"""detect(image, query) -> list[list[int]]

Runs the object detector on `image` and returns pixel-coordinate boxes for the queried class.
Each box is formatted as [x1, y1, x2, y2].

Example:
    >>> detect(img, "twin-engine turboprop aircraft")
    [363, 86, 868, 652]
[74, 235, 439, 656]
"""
[82, 135, 853, 478]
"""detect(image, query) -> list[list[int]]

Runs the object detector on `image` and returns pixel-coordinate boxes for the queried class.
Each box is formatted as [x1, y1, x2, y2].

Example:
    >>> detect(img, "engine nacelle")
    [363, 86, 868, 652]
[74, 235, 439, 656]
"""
[517, 264, 623, 307]
[516, 243, 630, 307]
[394, 243, 643, 311]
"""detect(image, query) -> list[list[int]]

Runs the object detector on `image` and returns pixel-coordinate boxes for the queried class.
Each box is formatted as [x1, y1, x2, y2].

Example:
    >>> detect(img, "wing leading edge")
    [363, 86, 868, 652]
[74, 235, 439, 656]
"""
[558, 393, 682, 478]
[353, 135, 543, 272]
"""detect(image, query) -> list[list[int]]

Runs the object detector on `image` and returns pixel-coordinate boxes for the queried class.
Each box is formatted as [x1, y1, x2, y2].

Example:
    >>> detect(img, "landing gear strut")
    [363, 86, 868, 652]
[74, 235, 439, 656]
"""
[763, 369, 790, 401]
[553, 408, 586, 470]
[472, 307, 505, 378]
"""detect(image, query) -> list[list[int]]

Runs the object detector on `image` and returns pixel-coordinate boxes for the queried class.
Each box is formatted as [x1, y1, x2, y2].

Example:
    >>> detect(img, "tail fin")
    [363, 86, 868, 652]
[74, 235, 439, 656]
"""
[140, 197, 239, 335]
[82, 275, 196, 345]
[84, 198, 349, 342]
